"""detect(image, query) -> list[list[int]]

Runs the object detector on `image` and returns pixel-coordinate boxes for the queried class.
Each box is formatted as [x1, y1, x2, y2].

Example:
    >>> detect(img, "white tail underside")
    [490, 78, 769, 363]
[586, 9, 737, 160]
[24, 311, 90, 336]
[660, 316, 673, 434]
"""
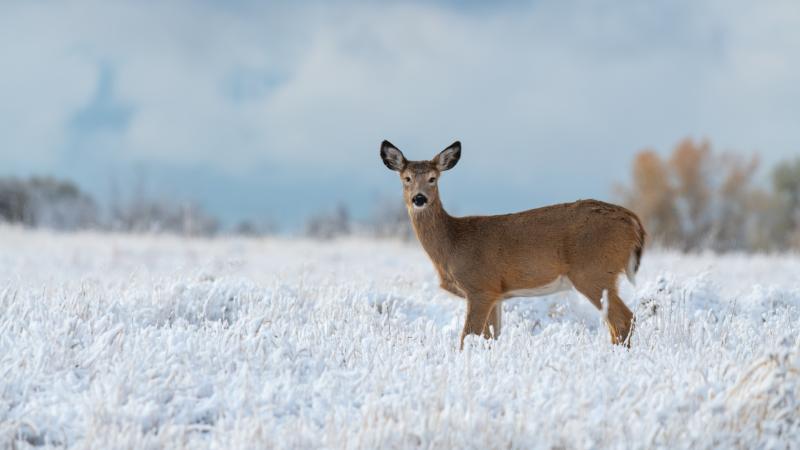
[625, 250, 638, 285]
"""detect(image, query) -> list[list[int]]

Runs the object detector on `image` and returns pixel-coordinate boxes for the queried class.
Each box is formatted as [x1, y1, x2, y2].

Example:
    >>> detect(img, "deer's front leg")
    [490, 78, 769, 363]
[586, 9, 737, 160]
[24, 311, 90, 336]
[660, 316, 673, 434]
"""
[460, 294, 498, 349]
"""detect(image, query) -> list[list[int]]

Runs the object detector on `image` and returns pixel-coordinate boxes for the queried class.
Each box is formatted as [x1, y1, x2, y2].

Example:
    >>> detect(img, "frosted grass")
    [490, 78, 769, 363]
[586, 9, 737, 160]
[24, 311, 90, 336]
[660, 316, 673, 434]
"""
[1, 226, 798, 449]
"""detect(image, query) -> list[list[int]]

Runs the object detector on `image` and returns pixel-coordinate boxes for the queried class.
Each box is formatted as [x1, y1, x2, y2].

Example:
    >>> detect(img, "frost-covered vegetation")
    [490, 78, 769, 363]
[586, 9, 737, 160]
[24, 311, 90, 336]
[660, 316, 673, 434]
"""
[1, 227, 799, 449]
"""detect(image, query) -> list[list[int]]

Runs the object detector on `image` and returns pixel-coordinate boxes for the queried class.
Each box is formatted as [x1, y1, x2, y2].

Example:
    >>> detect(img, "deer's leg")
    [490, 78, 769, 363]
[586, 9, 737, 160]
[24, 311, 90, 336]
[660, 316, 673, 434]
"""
[460, 294, 497, 348]
[604, 290, 634, 347]
[485, 302, 502, 339]
[570, 274, 634, 347]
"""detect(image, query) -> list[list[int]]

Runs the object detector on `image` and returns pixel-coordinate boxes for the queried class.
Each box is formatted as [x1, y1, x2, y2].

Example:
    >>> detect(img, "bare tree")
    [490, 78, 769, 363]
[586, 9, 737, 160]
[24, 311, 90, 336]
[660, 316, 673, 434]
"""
[772, 157, 800, 248]
[711, 153, 759, 251]
[618, 138, 762, 252]
[670, 139, 712, 248]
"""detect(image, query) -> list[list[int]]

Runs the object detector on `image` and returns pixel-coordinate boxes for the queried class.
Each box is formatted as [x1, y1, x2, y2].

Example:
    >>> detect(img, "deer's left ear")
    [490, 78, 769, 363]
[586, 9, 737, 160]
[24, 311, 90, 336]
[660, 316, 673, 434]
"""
[433, 141, 461, 171]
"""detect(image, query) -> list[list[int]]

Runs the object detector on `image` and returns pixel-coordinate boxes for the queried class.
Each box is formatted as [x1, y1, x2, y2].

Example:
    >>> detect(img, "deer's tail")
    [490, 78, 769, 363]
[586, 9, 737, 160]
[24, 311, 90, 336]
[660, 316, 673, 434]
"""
[625, 213, 646, 285]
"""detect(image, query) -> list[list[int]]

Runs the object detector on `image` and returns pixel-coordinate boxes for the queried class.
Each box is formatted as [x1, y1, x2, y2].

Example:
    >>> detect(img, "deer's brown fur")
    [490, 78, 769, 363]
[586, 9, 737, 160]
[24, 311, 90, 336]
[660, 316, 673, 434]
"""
[380, 140, 645, 348]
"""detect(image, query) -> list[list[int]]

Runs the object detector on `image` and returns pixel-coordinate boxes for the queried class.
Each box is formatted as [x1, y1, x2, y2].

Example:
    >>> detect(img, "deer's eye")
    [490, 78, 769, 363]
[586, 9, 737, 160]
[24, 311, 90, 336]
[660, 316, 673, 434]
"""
[428, 177, 436, 183]
[404, 176, 411, 183]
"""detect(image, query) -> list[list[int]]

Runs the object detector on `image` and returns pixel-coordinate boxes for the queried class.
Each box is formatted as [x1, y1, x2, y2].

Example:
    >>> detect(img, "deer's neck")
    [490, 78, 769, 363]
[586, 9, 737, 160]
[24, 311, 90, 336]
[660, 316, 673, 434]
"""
[409, 199, 455, 266]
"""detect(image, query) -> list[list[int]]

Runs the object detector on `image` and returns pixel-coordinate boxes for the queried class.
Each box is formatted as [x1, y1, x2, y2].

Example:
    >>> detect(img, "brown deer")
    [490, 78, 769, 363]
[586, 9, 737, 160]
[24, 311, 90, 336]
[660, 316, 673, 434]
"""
[380, 140, 645, 348]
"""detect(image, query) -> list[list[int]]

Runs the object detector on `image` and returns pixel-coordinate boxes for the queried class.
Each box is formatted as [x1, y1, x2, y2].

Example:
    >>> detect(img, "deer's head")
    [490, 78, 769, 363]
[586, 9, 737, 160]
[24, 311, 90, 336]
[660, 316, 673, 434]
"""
[380, 140, 461, 211]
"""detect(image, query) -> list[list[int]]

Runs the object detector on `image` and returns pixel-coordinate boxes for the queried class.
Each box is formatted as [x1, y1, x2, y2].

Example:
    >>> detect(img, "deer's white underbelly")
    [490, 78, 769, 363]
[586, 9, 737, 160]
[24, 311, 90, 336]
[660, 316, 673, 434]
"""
[504, 275, 573, 299]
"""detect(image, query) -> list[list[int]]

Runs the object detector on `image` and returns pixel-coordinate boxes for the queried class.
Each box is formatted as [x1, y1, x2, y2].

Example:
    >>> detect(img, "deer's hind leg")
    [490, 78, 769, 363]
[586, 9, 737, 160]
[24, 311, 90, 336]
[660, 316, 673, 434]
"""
[603, 290, 634, 347]
[569, 272, 634, 347]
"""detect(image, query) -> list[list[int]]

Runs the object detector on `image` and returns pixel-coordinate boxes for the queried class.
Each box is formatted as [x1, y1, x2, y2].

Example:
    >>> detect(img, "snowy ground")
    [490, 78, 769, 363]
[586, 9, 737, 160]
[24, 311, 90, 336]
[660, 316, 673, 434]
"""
[1, 226, 799, 449]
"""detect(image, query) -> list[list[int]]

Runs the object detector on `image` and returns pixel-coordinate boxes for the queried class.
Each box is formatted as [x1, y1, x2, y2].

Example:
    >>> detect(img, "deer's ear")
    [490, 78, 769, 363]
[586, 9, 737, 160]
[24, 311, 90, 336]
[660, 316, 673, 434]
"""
[433, 141, 461, 171]
[380, 140, 407, 171]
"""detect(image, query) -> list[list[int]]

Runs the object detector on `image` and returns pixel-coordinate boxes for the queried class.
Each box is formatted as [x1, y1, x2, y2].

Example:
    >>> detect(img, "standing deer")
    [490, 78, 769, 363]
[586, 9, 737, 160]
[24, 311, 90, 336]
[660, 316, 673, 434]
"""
[380, 140, 645, 348]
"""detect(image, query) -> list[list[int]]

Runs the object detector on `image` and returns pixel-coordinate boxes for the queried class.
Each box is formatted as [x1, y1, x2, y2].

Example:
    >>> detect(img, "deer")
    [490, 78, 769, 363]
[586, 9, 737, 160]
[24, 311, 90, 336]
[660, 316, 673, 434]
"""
[379, 140, 645, 348]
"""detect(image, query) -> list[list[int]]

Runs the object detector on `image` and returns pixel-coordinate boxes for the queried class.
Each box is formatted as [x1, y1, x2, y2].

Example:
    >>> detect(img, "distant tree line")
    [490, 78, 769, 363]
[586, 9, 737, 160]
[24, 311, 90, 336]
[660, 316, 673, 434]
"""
[0, 176, 221, 236]
[0, 175, 405, 239]
[0, 177, 97, 231]
[617, 138, 800, 252]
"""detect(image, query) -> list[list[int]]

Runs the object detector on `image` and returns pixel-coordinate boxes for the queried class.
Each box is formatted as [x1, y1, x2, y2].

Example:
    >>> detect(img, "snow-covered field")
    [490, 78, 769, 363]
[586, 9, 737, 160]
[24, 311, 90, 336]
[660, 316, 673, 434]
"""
[1, 226, 799, 449]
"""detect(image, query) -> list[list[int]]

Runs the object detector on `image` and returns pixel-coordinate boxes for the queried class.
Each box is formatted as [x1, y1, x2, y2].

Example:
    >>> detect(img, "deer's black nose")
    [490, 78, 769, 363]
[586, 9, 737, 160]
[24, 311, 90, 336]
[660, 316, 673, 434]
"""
[412, 194, 428, 207]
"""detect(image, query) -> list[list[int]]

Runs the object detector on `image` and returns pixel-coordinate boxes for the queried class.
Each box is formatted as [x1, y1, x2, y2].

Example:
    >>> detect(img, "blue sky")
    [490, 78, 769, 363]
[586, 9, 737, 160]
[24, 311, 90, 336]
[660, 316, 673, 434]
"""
[1, 0, 799, 228]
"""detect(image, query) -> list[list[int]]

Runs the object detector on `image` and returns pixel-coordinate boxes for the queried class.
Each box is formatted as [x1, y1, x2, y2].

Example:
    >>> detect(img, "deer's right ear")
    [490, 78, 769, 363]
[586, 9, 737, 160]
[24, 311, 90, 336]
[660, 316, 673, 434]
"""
[380, 140, 407, 171]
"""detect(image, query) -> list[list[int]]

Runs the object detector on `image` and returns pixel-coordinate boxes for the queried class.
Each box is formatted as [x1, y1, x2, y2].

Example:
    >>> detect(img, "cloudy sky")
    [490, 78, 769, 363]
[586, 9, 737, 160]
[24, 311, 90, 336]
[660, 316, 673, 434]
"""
[2, 0, 799, 228]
